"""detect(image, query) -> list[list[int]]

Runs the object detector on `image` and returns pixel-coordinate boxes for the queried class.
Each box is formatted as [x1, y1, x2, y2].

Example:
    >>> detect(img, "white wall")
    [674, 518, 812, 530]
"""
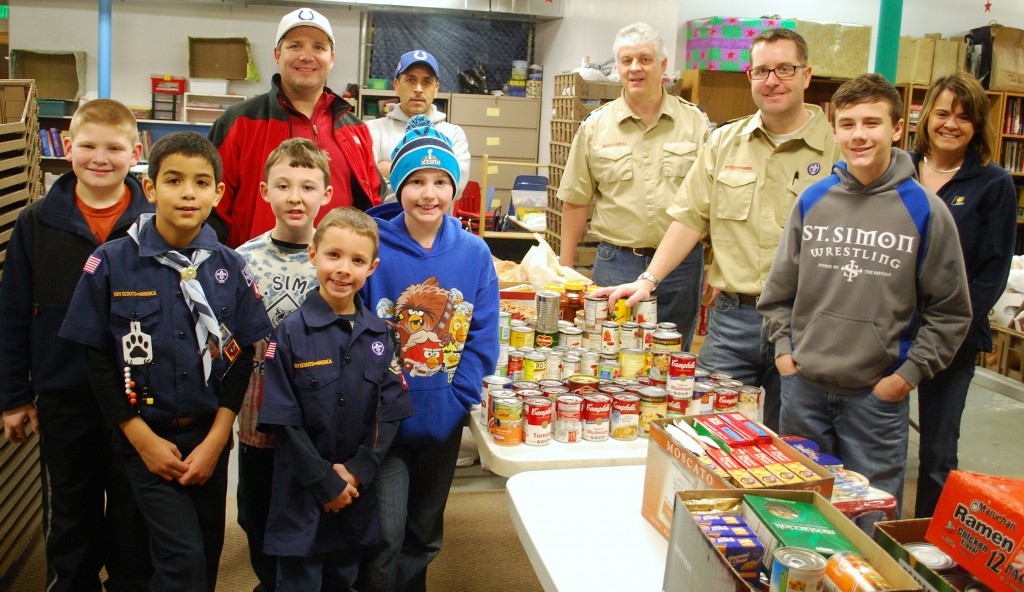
[9, 0, 363, 108]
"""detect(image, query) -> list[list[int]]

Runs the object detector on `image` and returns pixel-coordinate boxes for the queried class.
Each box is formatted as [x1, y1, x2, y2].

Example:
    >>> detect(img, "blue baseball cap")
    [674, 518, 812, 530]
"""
[395, 50, 440, 79]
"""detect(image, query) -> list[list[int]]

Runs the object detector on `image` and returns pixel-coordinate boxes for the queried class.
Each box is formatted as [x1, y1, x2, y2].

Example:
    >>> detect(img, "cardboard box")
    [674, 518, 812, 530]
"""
[9, 50, 86, 101]
[874, 518, 961, 592]
[641, 416, 834, 539]
[685, 17, 796, 72]
[664, 489, 923, 592]
[188, 37, 251, 80]
[794, 20, 872, 80]
[926, 471, 1024, 592]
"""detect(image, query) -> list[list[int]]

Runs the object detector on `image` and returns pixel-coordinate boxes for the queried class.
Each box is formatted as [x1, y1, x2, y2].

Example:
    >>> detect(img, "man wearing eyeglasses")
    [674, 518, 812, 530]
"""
[558, 22, 710, 350]
[595, 28, 840, 432]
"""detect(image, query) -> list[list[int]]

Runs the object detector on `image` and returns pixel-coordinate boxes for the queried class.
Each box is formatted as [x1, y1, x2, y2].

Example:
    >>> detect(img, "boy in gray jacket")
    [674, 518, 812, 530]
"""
[757, 73, 970, 517]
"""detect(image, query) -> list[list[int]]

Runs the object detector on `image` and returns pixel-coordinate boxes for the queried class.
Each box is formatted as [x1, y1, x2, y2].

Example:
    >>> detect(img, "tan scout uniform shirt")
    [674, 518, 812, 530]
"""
[557, 92, 710, 248]
[667, 106, 840, 296]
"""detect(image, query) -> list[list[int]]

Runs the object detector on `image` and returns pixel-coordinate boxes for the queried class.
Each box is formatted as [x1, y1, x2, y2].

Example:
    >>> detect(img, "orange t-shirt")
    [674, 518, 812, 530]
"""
[77, 186, 131, 243]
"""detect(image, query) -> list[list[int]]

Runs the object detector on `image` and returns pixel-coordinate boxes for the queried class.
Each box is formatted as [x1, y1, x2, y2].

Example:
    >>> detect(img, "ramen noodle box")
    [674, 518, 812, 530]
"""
[610, 393, 640, 441]
[737, 385, 763, 420]
[925, 470, 1024, 592]
[770, 547, 826, 592]
[490, 396, 523, 446]
[522, 396, 552, 446]
[742, 496, 859, 573]
[582, 393, 612, 441]
[824, 552, 894, 591]
[481, 375, 513, 426]
[634, 296, 658, 324]
[553, 394, 583, 443]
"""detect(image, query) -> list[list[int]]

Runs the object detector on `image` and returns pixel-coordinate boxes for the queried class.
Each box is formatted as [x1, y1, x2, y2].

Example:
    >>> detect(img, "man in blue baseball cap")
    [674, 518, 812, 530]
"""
[366, 50, 470, 200]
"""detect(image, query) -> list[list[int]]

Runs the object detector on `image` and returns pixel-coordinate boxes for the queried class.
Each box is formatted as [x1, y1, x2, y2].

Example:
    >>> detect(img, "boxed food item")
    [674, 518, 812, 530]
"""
[498, 282, 535, 322]
[685, 17, 796, 72]
[793, 20, 872, 80]
[641, 416, 834, 539]
[663, 489, 922, 592]
[926, 470, 1024, 592]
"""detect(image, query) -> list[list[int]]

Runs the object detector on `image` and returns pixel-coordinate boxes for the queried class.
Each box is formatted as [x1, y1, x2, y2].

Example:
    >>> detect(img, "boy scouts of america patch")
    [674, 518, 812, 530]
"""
[265, 340, 277, 359]
[372, 340, 385, 356]
[83, 255, 102, 275]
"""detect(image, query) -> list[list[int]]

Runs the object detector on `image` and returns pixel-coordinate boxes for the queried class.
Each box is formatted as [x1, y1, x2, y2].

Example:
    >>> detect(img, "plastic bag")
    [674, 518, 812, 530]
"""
[520, 234, 590, 291]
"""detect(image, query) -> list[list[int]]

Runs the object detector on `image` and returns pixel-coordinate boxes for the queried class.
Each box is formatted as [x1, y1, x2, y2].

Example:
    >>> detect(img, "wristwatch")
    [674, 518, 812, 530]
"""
[637, 271, 660, 287]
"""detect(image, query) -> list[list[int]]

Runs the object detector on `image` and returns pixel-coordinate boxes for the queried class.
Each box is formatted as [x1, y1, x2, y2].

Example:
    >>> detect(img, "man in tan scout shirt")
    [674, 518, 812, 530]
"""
[596, 28, 841, 432]
[558, 22, 710, 349]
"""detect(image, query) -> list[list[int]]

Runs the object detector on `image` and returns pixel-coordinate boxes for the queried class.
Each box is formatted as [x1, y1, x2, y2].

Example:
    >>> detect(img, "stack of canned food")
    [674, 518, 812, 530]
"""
[902, 543, 993, 591]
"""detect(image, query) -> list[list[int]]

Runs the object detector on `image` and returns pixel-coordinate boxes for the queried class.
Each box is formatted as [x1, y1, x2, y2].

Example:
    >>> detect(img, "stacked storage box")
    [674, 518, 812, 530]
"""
[548, 73, 620, 274]
[0, 79, 43, 579]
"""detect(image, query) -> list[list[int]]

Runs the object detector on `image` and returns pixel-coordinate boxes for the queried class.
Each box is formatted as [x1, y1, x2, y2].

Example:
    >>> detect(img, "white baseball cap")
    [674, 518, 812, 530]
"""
[276, 8, 334, 47]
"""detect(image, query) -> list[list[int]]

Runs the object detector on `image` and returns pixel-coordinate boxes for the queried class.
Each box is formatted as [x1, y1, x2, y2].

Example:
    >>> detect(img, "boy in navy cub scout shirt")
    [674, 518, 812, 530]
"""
[258, 207, 412, 591]
[60, 131, 273, 592]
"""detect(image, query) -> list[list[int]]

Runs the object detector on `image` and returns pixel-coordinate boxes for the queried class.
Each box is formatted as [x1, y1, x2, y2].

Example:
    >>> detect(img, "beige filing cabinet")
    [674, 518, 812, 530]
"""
[447, 94, 541, 209]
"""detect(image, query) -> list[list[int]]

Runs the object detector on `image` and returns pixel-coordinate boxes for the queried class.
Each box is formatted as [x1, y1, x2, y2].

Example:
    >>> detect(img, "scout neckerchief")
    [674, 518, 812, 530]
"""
[128, 213, 222, 383]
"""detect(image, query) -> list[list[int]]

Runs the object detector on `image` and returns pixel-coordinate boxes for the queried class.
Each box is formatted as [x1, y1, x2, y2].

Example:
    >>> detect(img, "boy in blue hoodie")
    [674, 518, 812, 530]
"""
[360, 115, 499, 592]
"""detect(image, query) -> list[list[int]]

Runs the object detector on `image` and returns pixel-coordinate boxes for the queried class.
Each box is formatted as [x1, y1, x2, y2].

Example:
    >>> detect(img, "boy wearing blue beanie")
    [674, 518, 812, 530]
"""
[359, 115, 499, 591]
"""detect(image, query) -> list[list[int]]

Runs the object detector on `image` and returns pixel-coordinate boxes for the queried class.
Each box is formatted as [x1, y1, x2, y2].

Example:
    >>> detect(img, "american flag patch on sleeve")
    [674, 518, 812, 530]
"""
[83, 255, 102, 275]
[265, 340, 277, 359]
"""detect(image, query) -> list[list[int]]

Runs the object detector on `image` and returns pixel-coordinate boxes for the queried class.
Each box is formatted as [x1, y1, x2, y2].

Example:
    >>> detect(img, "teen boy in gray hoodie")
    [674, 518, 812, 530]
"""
[757, 74, 970, 520]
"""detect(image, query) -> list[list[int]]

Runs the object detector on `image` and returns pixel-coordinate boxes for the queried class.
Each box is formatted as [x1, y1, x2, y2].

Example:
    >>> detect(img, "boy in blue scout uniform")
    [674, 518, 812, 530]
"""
[60, 131, 273, 592]
[258, 207, 412, 591]
[0, 98, 152, 591]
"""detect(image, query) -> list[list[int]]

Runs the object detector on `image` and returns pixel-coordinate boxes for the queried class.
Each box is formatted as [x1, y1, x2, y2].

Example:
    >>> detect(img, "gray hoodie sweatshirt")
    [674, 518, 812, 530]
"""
[757, 149, 971, 393]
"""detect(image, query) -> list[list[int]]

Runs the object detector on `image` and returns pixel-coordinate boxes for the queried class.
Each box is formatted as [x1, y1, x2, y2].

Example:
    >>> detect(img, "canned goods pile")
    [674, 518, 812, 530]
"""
[663, 414, 819, 490]
[679, 495, 898, 592]
[902, 543, 994, 591]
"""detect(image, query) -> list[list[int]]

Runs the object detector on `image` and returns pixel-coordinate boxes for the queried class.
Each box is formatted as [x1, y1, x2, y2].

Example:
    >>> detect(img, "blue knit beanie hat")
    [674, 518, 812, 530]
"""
[389, 115, 461, 200]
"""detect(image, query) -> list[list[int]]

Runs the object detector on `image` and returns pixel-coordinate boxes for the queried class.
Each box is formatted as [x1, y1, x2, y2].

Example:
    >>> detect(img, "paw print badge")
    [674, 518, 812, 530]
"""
[122, 321, 154, 365]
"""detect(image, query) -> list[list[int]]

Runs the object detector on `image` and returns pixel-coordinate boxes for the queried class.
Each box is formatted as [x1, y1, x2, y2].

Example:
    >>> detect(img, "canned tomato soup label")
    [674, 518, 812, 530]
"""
[522, 397, 552, 446]
[581, 393, 611, 441]
[489, 397, 523, 446]
[554, 394, 583, 443]
[611, 393, 640, 441]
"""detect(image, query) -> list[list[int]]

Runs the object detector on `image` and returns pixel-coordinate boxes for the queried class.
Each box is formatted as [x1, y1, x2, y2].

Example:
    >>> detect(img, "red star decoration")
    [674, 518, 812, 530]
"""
[708, 63, 716, 70]
[710, 27, 719, 36]
[768, 19, 777, 26]
[746, 28, 757, 37]
[985, 1, 992, 11]
[701, 50, 706, 59]
[727, 51, 736, 59]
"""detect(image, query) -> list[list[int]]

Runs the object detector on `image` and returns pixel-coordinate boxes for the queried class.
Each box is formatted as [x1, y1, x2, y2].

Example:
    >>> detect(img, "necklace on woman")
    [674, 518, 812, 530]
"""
[923, 155, 961, 174]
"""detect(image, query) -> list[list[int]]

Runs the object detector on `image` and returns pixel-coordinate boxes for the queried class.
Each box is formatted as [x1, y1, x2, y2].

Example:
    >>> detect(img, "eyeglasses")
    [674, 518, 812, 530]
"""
[746, 65, 807, 80]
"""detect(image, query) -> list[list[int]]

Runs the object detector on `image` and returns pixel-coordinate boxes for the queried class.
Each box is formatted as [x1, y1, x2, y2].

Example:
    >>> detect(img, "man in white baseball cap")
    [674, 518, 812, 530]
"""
[366, 49, 470, 200]
[209, 7, 383, 248]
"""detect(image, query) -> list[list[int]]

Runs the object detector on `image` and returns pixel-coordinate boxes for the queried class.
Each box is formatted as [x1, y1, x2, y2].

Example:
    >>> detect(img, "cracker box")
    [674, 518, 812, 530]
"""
[874, 518, 960, 592]
[663, 489, 922, 592]
[685, 17, 796, 72]
[641, 416, 834, 539]
[925, 471, 1024, 592]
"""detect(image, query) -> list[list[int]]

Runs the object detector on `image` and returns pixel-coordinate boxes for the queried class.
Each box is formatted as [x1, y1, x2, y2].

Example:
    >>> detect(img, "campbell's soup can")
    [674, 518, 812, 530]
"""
[581, 351, 600, 376]
[597, 360, 621, 380]
[490, 396, 523, 446]
[713, 387, 740, 413]
[554, 394, 584, 443]
[481, 375, 513, 425]
[717, 378, 744, 390]
[619, 321, 640, 350]
[522, 353, 547, 382]
[512, 380, 540, 391]
[634, 296, 657, 324]
[581, 393, 612, 441]
[542, 386, 569, 403]
[567, 374, 601, 395]
[486, 389, 516, 432]
[640, 322, 658, 349]
[583, 294, 608, 332]
[618, 348, 646, 379]
[610, 393, 640, 440]
[824, 552, 894, 591]
[522, 397, 553, 446]
[694, 367, 710, 382]
[598, 384, 625, 397]
[693, 381, 717, 414]
[537, 378, 563, 389]
[608, 298, 631, 324]
[770, 547, 827, 592]
[637, 386, 668, 437]
[559, 326, 584, 349]
[709, 371, 733, 383]
[667, 351, 697, 401]
[561, 354, 582, 380]
[515, 388, 544, 402]
[510, 326, 534, 349]
[498, 311, 511, 344]
[737, 385, 762, 420]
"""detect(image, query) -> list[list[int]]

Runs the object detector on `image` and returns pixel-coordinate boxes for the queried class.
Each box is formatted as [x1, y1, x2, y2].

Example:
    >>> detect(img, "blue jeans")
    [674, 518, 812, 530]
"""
[697, 293, 781, 431]
[780, 373, 909, 518]
[593, 241, 704, 350]
[276, 552, 360, 592]
[914, 345, 977, 517]
[360, 427, 463, 592]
